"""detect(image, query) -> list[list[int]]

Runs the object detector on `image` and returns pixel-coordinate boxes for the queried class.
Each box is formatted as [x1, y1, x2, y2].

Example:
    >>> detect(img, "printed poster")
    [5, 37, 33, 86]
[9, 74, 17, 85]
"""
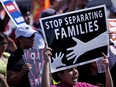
[1, 0, 26, 26]
[40, 5, 109, 73]
[24, 49, 44, 87]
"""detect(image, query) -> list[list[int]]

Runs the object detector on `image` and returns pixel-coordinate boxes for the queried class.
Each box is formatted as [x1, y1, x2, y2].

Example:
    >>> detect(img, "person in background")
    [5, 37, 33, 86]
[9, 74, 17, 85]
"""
[42, 45, 114, 87]
[33, 8, 56, 49]
[0, 32, 9, 87]
[108, 23, 116, 87]
[33, 0, 69, 49]
[107, 10, 116, 86]
[78, 61, 106, 87]
[19, 6, 31, 25]
[7, 24, 36, 87]
[9, 6, 32, 44]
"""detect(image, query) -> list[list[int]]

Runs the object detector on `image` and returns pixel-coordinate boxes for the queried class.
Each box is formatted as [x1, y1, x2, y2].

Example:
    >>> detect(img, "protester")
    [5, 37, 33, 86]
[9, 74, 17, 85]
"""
[19, 6, 31, 25]
[42, 45, 114, 87]
[78, 61, 106, 86]
[9, 6, 32, 43]
[19, 6, 45, 50]
[108, 35, 116, 87]
[0, 32, 9, 87]
[107, 13, 116, 87]
[33, 8, 56, 49]
[7, 24, 36, 87]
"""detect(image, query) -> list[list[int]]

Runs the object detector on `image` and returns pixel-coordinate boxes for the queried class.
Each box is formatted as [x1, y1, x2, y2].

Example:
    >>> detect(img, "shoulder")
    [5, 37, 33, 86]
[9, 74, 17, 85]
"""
[3, 52, 11, 59]
[8, 48, 24, 63]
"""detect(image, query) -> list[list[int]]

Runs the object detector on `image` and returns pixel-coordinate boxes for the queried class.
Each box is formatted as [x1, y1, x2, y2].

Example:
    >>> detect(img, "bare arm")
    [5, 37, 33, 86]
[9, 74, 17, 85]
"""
[42, 45, 52, 87]
[7, 38, 17, 52]
[102, 52, 114, 87]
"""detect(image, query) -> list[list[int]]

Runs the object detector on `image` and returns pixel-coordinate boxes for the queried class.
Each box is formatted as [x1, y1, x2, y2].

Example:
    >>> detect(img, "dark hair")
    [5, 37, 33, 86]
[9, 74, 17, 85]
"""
[19, 6, 30, 16]
[0, 32, 8, 42]
[52, 70, 65, 82]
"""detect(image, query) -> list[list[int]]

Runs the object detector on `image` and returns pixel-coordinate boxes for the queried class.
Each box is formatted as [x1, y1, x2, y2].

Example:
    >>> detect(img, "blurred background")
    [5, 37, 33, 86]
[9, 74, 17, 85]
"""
[1, 0, 116, 36]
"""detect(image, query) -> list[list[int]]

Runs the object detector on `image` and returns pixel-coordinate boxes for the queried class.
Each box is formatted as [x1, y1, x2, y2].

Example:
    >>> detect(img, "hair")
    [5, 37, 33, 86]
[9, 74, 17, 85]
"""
[19, 6, 30, 16]
[15, 36, 22, 48]
[0, 32, 8, 42]
[52, 70, 65, 83]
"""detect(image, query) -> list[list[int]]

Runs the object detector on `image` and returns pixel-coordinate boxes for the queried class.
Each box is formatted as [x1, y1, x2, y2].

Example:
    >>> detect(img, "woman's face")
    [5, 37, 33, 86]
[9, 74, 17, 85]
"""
[59, 67, 78, 86]
[0, 38, 8, 53]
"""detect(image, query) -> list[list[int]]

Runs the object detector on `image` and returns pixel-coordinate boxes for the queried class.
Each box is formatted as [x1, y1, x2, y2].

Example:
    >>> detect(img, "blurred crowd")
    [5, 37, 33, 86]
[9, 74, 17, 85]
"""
[0, 0, 116, 87]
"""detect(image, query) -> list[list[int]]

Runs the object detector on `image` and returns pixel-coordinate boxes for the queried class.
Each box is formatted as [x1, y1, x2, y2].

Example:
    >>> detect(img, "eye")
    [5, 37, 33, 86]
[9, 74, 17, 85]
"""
[68, 68, 73, 72]
[0, 42, 8, 45]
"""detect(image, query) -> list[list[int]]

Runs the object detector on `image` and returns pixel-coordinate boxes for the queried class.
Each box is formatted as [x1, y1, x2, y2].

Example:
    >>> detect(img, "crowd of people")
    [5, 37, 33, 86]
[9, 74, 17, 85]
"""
[0, 0, 116, 87]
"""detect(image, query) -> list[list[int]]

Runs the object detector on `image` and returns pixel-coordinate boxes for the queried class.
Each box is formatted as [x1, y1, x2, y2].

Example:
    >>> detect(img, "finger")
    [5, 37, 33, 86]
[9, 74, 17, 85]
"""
[44, 42, 52, 51]
[66, 51, 74, 58]
[101, 52, 107, 59]
[72, 37, 78, 42]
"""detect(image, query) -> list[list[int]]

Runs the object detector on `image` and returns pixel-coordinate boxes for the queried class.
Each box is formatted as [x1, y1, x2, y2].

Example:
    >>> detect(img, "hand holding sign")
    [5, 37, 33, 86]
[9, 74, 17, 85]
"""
[21, 63, 32, 73]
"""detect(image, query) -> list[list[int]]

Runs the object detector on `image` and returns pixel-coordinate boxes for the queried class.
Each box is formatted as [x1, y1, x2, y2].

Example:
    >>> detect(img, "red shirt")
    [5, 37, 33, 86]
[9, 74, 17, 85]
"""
[51, 82, 97, 87]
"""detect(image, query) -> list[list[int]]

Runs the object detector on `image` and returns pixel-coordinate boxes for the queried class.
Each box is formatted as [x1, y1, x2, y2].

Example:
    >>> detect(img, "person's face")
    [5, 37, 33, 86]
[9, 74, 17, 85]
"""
[18, 34, 35, 49]
[59, 67, 78, 86]
[0, 38, 8, 53]
[24, 12, 31, 25]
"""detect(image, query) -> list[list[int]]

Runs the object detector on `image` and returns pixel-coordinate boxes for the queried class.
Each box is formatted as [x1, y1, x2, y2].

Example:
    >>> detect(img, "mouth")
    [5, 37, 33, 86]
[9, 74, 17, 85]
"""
[72, 76, 78, 82]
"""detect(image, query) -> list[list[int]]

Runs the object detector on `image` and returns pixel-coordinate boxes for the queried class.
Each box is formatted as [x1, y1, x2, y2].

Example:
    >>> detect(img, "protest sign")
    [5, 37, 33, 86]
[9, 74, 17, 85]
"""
[40, 5, 109, 73]
[1, 0, 26, 26]
[24, 49, 44, 87]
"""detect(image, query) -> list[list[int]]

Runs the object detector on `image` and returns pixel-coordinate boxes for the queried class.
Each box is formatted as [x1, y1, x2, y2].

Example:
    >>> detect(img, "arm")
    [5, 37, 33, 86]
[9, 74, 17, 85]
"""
[7, 38, 17, 52]
[102, 52, 114, 87]
[7, 63, 31, 86]
[42, 45, 52, 87]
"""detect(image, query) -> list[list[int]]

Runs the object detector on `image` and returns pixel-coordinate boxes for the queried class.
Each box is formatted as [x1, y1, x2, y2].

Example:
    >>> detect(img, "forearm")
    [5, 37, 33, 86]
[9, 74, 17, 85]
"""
[42, 61, 50, 87]
[7, 70, 26, 86]
[105, 67, 114, 87]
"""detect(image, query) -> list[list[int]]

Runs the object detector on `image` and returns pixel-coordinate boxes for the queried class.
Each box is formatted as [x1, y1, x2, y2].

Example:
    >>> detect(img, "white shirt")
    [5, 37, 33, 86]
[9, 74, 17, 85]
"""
[33, 32, 45, 49]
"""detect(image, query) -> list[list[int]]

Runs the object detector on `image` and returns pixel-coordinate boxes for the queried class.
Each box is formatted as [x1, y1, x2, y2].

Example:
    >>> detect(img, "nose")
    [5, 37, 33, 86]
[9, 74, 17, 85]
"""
[73, 68, 78, 75]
